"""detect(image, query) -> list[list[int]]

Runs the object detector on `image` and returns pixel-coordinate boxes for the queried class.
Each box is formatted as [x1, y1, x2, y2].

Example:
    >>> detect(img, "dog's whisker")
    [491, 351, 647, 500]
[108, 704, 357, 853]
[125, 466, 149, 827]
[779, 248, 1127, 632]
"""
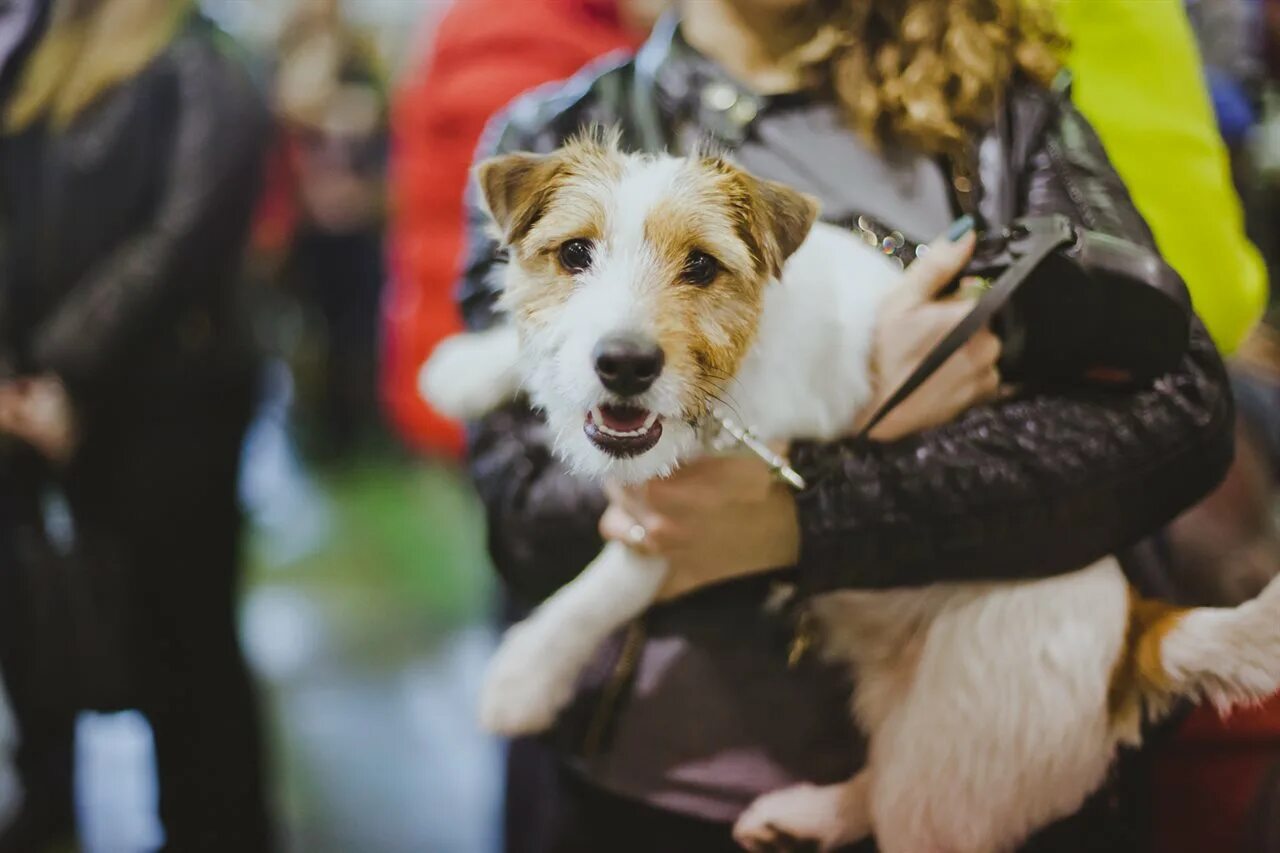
[696, 379, 746, 419]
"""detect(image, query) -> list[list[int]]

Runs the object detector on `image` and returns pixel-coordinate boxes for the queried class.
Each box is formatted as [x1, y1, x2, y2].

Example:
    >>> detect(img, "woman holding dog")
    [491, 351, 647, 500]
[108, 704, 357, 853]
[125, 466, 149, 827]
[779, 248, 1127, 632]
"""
[459, 1, 1234, 851]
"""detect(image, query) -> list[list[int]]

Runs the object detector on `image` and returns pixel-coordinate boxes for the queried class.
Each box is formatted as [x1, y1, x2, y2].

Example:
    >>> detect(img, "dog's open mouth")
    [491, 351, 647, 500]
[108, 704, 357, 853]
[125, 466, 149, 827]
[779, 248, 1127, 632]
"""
[584, 404, 663, 457]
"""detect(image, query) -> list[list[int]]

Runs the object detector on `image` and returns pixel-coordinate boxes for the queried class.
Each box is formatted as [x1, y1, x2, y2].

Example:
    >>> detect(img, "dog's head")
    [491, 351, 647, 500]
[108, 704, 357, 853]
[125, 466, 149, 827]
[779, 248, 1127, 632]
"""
[477, 130, 818, 482]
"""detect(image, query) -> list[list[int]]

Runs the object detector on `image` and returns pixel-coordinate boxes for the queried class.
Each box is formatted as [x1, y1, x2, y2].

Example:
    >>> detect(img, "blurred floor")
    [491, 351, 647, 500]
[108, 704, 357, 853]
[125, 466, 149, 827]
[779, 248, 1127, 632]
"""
[239, 402, 503, 853]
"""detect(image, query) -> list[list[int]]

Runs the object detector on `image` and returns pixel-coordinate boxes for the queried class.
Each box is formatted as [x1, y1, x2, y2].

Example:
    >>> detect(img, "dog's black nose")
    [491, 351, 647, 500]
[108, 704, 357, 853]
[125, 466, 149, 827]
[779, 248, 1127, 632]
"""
[593, 333, 664, 396]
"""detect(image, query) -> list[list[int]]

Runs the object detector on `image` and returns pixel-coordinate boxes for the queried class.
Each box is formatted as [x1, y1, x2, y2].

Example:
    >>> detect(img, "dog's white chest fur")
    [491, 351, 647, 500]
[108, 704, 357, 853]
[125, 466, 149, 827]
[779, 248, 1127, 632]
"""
[725, 223, 895, 443]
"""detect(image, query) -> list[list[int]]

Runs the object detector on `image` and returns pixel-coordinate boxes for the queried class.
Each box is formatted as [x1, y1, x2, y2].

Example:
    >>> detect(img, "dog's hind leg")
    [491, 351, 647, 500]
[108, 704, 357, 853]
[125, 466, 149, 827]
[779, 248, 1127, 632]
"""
[733, 771, 872, 852]
[478, 541, 666, 736]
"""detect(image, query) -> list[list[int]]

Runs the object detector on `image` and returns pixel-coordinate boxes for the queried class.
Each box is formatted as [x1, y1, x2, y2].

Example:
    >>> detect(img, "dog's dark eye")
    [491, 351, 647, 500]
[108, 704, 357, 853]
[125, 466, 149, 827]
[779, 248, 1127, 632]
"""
[558, 238, 593, 273]
[682, 250, 720, 286]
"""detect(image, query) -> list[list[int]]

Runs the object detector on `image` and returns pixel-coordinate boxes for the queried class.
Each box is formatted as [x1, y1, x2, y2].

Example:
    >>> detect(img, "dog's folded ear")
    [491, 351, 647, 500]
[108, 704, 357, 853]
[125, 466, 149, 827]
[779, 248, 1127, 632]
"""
[753, 179, 820, 277]
[474, 152, 557, 245]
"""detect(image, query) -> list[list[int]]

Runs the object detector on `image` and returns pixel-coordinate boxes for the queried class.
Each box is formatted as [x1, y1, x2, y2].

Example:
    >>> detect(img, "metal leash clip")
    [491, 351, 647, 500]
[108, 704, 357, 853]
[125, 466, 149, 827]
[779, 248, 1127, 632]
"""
[712, 414, 807, 491]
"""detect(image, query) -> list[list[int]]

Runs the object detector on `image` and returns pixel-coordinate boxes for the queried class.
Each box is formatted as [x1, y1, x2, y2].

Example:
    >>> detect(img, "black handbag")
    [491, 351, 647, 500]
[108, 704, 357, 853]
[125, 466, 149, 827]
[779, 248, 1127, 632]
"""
[856, 215, 1192, 438]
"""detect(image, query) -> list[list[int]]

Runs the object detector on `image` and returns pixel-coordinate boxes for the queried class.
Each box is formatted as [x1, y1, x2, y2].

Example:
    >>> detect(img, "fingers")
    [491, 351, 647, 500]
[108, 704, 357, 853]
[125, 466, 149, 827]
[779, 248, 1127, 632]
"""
[597, 504, 630, 543]
[611, 458, 734, 509]
[598, 504, 659, 556]
[961, 328, 1002, 374]
[0, 385, 33, 440]
[604, 479, 695, 552]
[901, 301, 999, 378]
[950, 329, 1002, 404]
[602, 481, 628, 504]
[607, 481, 667, 526]
[977, 366, 1002, 402]
[899, 219, 977, 304]
[599, 497, 689, 555]
[954, 275, 990, 301]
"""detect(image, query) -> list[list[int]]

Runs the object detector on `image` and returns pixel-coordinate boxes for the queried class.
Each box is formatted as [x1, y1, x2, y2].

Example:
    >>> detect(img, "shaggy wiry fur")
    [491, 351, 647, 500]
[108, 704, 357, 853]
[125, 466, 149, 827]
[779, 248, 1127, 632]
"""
[425, 133, 1280, 853]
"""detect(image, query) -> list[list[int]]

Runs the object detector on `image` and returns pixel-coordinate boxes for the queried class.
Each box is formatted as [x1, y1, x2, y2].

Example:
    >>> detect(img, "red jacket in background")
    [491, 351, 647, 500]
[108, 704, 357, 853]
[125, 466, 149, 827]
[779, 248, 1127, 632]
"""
[382, 0, 643, 456]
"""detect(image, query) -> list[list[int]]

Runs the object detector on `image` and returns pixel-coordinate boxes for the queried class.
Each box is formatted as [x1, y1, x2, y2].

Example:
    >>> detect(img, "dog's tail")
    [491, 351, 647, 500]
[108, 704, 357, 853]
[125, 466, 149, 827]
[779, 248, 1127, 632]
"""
[1135, 572, 1280, 715]
[418, 326, 522, 420]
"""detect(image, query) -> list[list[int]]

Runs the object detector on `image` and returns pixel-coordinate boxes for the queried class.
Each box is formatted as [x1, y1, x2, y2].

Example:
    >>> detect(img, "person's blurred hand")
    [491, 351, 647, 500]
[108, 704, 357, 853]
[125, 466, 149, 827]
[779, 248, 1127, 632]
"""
[855, 225, 1004, 442]
[599, 455, 799, 602]
[0, 375, 77, 464]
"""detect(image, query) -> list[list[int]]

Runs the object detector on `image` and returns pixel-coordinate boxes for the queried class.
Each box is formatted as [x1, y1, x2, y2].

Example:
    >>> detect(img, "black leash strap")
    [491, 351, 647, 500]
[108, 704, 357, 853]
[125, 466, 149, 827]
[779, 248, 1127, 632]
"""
[854, 217, 1075, 441]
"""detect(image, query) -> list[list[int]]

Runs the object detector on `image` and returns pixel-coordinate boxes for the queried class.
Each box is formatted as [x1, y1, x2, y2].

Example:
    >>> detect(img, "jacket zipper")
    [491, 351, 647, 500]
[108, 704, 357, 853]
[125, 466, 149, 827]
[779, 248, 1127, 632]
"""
[1042, 132, 1099, 232]
[582, 618, 646, 758]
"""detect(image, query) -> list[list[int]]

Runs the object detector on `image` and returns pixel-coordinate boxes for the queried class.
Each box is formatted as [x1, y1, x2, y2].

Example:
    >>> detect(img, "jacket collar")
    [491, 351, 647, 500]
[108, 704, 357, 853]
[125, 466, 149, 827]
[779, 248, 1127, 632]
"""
[631, 11, 1065, 230]
[636, 12, 771, 149]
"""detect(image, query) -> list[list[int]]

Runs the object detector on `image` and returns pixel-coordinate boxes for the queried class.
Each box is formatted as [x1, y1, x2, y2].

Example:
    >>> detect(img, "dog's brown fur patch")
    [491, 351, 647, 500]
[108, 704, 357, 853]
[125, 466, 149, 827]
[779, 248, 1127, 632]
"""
[476, 131, 625, 248]
[1107, 588, 1189, 729]
[641, 162, 769, 416]
[484, 134, 625, 332]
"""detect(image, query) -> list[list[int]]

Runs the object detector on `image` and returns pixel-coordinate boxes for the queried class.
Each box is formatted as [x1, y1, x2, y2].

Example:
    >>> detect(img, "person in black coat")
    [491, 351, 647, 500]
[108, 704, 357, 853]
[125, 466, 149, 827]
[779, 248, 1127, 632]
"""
[0, 1, 273, 849]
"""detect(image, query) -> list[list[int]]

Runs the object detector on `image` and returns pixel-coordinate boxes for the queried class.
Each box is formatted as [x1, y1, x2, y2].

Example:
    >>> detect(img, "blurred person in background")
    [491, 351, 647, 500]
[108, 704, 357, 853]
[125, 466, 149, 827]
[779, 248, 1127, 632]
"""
[0, 0, 273, 850]
[1186, 0, 1263, 149]
[1182, 0, 1275, 294]
[458, 2, 1236, 852]
[0, 0, 47, 843]
[268, 0, 388, 460]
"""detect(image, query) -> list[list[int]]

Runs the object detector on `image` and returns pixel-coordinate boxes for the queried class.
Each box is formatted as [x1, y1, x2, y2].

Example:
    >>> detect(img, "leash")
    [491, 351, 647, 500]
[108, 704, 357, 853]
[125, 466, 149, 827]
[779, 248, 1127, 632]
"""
[852, 217, 1075, 441]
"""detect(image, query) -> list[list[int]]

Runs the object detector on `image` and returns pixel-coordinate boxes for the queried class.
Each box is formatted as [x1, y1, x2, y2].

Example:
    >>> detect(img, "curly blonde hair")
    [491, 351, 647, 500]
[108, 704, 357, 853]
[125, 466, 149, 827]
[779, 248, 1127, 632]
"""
[798, 0, 1066, 155]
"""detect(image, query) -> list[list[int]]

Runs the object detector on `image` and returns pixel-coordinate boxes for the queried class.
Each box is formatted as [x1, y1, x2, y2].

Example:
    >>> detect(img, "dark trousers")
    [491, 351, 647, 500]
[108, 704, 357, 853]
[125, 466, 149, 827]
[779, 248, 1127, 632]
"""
[0, 378, 273, 852]
[289, 227, 384, 456]
[0, 473, 76, 851]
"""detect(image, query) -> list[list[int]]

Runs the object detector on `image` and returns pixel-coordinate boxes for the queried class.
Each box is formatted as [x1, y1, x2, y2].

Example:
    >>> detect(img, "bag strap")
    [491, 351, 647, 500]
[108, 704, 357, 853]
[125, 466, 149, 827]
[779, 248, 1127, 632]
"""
[854, 216, 1075, 440]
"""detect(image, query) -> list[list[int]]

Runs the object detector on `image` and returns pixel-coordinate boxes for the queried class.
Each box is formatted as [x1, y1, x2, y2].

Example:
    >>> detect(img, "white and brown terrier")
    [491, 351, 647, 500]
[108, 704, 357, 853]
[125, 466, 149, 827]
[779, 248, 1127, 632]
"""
[424, 131, 1280, 853]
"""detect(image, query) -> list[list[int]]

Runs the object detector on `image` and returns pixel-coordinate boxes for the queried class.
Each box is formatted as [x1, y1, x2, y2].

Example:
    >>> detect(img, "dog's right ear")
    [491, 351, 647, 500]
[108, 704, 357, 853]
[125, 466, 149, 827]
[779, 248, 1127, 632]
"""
[474, 152, 555, 244]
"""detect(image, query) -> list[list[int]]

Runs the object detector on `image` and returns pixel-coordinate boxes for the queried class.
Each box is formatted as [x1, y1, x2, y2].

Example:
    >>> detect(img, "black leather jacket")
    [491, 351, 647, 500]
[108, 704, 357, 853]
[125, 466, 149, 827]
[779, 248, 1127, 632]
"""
[461, 25, 1232, 607]
[0, 15, 268, 432]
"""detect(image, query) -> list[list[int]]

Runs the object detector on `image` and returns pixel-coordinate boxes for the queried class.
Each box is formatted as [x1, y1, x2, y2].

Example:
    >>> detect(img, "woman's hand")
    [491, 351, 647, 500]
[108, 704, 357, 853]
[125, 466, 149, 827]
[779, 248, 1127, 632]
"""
[855, 224, 1004, 442]
[598, 455, 800, 602]
[0, 375, 78, 464]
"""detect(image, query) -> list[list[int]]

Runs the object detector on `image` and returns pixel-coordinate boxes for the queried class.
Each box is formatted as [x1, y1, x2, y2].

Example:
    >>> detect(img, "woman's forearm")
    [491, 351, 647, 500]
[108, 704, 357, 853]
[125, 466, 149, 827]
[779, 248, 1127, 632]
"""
[789, 318, 1233, 592]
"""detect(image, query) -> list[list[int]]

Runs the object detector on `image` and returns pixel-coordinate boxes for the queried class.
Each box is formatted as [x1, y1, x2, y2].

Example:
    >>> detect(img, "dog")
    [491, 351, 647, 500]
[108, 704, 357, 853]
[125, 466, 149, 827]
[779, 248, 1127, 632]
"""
[424, 130, 1280, 852]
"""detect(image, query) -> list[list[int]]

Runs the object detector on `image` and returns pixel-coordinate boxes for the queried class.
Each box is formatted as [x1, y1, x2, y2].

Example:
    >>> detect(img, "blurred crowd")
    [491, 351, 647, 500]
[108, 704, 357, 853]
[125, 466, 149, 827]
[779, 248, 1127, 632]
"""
[0, 0, 1275, 852]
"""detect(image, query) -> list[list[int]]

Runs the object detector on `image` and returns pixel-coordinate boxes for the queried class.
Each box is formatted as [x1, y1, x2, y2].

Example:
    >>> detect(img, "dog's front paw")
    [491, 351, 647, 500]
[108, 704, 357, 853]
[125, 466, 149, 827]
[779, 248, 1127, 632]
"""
[478, 620, 579, 736]
[733, 783, 869, 853]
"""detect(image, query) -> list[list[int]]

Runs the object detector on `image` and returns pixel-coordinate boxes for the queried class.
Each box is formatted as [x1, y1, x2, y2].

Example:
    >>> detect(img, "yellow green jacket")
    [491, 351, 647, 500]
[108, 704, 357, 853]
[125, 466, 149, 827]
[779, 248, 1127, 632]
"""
[1057, 0, 1268, 353]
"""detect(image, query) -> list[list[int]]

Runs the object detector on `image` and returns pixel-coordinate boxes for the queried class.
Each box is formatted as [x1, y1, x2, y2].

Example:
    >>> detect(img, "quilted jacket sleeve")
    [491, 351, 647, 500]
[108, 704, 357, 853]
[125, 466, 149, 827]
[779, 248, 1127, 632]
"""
[790, 88, 1234, 593]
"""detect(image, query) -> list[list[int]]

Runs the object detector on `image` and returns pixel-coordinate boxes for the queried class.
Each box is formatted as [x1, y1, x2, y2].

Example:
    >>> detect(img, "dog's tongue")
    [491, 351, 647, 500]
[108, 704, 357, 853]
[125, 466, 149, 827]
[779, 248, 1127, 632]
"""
[599, 405, 649, 432]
